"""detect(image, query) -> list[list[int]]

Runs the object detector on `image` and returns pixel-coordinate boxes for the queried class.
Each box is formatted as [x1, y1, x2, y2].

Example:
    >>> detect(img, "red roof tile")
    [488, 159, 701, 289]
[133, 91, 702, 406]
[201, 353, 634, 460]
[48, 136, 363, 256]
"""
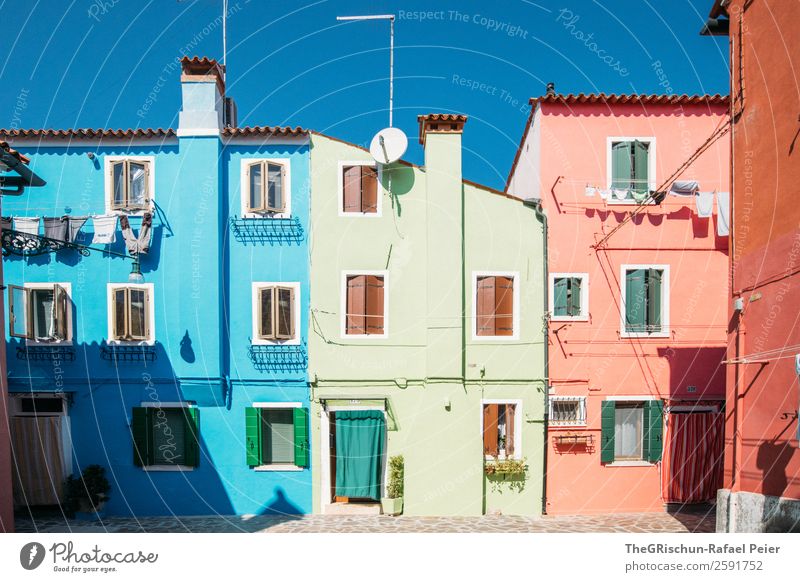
[180, 56, 225, 94]
[417, 113, 468, 144]
[0, 140, 29, 164]
[222, 126, 308, 137]
[530, 93, 729, 106]
[0, 128, 176, 139]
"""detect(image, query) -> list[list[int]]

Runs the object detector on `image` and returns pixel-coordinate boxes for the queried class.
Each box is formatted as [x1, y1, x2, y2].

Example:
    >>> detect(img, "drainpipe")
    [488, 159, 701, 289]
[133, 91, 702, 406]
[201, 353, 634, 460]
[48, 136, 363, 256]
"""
[525, 197, 549, 515]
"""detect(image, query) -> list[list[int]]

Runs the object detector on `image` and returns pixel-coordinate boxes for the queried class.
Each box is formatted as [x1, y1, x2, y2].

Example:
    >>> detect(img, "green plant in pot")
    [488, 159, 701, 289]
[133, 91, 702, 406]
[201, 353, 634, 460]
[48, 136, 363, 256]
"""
[64, 465, 111, 519]
[381, 455, 404, 516]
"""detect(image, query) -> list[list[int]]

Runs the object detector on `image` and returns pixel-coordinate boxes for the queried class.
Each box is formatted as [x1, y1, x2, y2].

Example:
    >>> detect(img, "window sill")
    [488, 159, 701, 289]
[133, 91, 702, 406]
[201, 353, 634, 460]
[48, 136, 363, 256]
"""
[107, 208, 155, 217]
[550, 316, 588, 323]
[253, 464, 303, 472]
[472, 335, 520, 342]
[252, 337, 301, 347]
[549, 423, 588, 429]
[142, 465, 195, 472]
[106, 339, 155, 346]
[242, 212, 292, 220]
[606, 460, 654, 467]
[339, 211, 382, 218]
[620, 331, 669, 339]
[25, 339, 73, 347]
[340, 333, 389, 340]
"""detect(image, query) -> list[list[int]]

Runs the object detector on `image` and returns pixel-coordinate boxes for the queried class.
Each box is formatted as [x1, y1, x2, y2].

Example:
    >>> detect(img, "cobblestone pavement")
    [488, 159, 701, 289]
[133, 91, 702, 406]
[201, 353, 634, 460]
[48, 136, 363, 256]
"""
[16, 506, 715, 533]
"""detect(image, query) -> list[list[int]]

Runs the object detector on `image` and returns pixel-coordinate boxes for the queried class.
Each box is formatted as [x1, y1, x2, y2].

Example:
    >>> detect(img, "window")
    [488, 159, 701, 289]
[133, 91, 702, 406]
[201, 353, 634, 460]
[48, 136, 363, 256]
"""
[600, 400, 663, 464]
[252, 283, 300, 345]
[131, 405, 199, 469]
[608, 138, 654, 201]
[8, 284, 71, 342]
[244, 159, 288, 215]
[549, 396, 587, 427]
[474, 273, 517, 338]
[245, 405, 309, 469]
[340, 163, 379, 215]
[108, 158, 152, 211]
[622, 266, 668, 336]
[551, 273, 588, 320]
[11, 394, 67, 416]
[343, 273, 386, 337]
[483, 402, 521, 459]
[109, 284, 153, 342]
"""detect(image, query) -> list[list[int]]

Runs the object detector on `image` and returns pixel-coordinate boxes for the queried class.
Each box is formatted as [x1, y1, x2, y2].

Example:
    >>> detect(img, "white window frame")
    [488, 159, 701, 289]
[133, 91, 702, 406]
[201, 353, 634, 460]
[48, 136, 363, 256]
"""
[605, 137, 656, 205]
[107, 283, 155, 345]
[340, 270, 389, 340]
[481, 398, 523, 461]
[549, 272, 589, 322]
[549, 396, 587, 427]
[139, 401, 196, 472]
[337, 160, 383, 218]
[252, 401, 303, 472]
[11, 282, 74, 345]
[471, 271, 521, 341]
[240, 157, 292, 219]
[10, 392, 69, 417]
[619, 264, 670, 339]
[251, 282, 301, 346]
[104, 155, 155, 215]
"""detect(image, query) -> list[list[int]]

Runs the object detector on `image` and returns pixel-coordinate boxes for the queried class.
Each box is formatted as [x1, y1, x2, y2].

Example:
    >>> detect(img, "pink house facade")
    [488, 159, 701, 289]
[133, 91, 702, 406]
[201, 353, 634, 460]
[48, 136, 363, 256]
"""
[507, 93, 730, 514]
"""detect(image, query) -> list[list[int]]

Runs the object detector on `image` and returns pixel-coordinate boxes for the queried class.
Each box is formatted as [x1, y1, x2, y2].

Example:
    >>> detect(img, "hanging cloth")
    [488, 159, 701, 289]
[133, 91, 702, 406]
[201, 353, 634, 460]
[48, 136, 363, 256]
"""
[66, 216, 88, 243]
[0, 216, 12, 231]
[669, 180, 700, 196]
[13, 217, 40, 236]
[584, 186, 596, 197]
[334, 410, 386, 500]
[716, 191, 730, 236]
[661, 412, 724, 503]
[695, 191, 714, 218]
[43, 217, 68, 241]
[598, 189, 611, 200]
[612, 188, 629, 200]
[119, 212, 153, 255]
[91, 214, 118, 245]
[10, 416, 66, 506]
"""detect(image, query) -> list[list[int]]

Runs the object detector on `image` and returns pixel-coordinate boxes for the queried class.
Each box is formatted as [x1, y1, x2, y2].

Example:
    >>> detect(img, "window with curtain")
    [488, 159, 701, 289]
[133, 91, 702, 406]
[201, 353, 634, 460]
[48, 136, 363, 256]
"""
[624, 268, 664, 334]
[8, 284, 70, 342]
[476, 275, 515, 336]
[246, 161, 286, 213]
[614, 403, 644, 460]
[257, 286, 295, 340]
[552, 276, 584, 318]
[131, 406, 200, 468]
[111, 286, 151, 342]
[261, 409, 295, 464]
[244, 406, 309, 468]
[110, 159, 151, 211]
[342, 165, 379, 214]
[483, 403, 517, 458]
[611, 140, 650, 199]
[345, 274, 385, 336]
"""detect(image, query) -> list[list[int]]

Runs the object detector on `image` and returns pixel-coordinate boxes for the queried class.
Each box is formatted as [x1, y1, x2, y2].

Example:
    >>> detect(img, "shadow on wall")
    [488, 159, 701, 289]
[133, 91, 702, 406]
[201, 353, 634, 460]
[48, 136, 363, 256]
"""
[756, 440, 800, 532]
[656, 346, 727, 399]
[382, 163, 416, 218]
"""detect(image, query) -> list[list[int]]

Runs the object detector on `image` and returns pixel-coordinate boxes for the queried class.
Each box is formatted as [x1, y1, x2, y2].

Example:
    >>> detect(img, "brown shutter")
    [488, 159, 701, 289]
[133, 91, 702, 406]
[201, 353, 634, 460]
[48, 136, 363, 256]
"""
[505, 404, 515, 456]
[483, 404, 499, 456]
[113, 288, 127, 340]
[365, 275, 384, 334]
[53, 284, 68, 341]
[495, 276, 514, 336]
[259, 287, 274, 339]
[346, 275, 366, 335]
[276, 287, 294, 339]
[476, 277, 496, 336]
[361, 166, 378, 213]
[342, 166, 362, 213]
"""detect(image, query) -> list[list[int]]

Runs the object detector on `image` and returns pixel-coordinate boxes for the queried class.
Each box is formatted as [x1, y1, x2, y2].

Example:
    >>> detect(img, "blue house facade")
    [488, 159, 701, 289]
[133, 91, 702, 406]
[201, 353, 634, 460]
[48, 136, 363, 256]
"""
[1, 57, 312, 517]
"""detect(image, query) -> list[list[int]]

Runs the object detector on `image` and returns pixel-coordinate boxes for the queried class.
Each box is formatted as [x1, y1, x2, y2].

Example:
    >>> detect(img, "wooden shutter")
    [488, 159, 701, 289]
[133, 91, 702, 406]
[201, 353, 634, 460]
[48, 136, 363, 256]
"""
[266, 163, 285, 212]
[183, 407, 200, 468]
[128, 288, 149, 341]
[569, 277, 582, 317]
[476, 277, 496, 336]
[110, 160, 126, 210]
[361, 166, 378, 213]
[632, 141, 649, 193]
[346, 275, 367, 335]
[132, 407, 152, 467]
[247, 162, 264, 212]
[143, 161, 152, 206]
[483, 404, 499, 456]
[625, 269, 646, 333]
[644, 400, 664, 463]
[8, 285, 31, 339]
[505, 404, 515, 456]
[259, 287, 275, 339]
[553, 278, 568, 317]
[53, 284, 68, 341]
[245, 407, 262, 467]
[600, 401, 616, 463]
[611, 142, 632, 190]
[646, 269, 663, 332]
[342, 166, 362, 213]
[293, 407, 309, 468]
[495, 276, 514, 336]
[276, 287, 294, 339]
[365, 275, 384, 335]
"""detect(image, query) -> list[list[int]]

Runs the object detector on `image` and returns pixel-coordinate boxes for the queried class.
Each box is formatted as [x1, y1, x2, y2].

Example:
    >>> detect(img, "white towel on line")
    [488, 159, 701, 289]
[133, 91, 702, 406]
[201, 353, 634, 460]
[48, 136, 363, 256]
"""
[13, 217, 40, 236]
[598, 189, 611, 200]
[584, 186, 596, 197]
[92, 215, 118, 245]
[612, 188, 629, 200]
[716, 191, 730, 236]
[695, 191, 714, 218]
[670, 180, 700, 196]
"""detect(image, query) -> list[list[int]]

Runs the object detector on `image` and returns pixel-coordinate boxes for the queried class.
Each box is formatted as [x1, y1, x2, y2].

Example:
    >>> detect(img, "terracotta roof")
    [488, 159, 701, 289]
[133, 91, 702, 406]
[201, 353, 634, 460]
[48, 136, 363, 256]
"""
[222, 126, 308, 137]
[417, 113, 468, 145]
[0, 141, 29, 164]
[708, 0, 728, 18]
[530, 93, 729, 106]
[180, 56, 225, 95]
[0, 128, 176, 139]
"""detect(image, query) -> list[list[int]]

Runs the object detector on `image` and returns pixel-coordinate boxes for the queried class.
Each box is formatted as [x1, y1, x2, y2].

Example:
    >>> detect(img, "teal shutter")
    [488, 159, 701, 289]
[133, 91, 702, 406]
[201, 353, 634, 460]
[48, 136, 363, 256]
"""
[131, 407, 152, 467]
[600, 401, 616, 463]
[632, 140, 649, 193]
[183, 407, 200, 468]
[611, 142, 632, 190]
[553, 278, 568, 316]
[293, 407, 309, 468]
[569, 277, 582, 316]
[645, 401, 664, 463]
[625, 269, 647, 332]
[647, 269, 663, 332]
[245, 407, 262, 467]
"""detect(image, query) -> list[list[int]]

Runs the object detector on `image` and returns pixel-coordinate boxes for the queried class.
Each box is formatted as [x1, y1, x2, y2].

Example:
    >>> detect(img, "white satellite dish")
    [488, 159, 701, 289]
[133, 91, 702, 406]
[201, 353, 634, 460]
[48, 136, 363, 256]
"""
[370, 127, 408, 165]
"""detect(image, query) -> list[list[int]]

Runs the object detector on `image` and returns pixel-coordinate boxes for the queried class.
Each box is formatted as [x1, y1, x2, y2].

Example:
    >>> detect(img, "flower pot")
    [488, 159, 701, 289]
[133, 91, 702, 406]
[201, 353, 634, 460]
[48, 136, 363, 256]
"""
[381, 497, 403, 516]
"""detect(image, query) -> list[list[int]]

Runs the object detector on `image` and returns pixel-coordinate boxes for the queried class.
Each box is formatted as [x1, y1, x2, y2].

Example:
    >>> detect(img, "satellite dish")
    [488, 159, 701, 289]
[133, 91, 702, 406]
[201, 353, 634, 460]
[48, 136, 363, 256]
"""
[370, 127, 408, 165]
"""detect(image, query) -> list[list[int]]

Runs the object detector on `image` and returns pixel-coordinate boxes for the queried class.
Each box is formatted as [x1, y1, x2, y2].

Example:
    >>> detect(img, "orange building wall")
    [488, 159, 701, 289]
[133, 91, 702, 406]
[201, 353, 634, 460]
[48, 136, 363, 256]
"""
[0, 225, 13, 532]
[537, 101, 730, 514]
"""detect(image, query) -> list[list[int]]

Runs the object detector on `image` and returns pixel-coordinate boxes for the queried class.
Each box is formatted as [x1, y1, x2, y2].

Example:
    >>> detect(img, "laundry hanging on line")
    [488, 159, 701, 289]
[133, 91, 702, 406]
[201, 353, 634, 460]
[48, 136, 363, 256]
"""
[669, 180, 700, 196]
[695, 191, 714, 218]
[13, 217, 40, 237]
[91, 214, 118, 245]
[43, 217, 68, 242]
[67, 216, 88, 243]
[716, 191, 730, 236]
[120, 213, 153, 255]
[0, 217, 11, 231]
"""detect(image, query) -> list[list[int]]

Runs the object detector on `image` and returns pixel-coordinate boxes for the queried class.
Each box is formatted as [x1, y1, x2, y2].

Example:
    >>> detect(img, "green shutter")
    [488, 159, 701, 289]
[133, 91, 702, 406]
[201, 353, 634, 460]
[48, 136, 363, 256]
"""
[131, 407, 152, 467]
[293, 407, 309, 468]
[569, 278, 582, 317]
[245, 407, 262, 467]
[632, 140, 649, 193]
[553, 278, 568, 316]
[625, 269, 647, 332]
[647, 269, 663, 332]
[183, 407, 200, 468]
[600, 401, 616, 463]
[611, 142, 632, 190]
[645, 400, 664, 463]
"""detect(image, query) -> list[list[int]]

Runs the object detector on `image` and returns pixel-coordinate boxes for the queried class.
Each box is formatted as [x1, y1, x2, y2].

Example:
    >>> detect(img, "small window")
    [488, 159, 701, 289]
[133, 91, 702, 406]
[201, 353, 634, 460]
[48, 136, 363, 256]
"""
[475, 275, 515, 337]
[624, 268, 664, 334]
[342, 164, 378, 214]
[610, 140, 650, 200]
[246, 161, 286, 213]
[132, 406, 199, 468]
[552, 274, 586, 319]
[111, 286, 151, 342]
[614, 403, 644, 460]
[483, 403, 517, 458]
[600, 400, 664, 464]
[257, 286, 295, 340]
[549, 397, 587, 426]
[245, 406, 309, 468]
[345, 274, 385, 336]
[8, 284, 70, 342]
[16, 396, 65, 416]
[110, 159, 151, 211]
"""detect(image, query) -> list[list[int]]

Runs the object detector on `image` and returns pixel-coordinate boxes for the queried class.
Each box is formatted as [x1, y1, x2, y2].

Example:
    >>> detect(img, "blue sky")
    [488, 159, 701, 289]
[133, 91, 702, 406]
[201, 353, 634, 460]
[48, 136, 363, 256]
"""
[0, 0, 728, 189]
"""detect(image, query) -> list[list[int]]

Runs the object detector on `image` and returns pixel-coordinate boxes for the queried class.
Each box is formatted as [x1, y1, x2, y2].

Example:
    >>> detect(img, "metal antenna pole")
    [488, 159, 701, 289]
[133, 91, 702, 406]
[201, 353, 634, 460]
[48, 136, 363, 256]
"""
[222, 0, 228, 81]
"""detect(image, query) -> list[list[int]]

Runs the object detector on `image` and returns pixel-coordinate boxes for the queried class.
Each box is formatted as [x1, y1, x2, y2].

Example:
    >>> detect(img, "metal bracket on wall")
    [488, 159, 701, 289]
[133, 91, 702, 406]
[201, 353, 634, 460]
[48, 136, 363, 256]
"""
[100, 343, 157, 362]
[229, 216, 304, 246]
[16, 345, 76, 362]
[1, 229, 92, 257]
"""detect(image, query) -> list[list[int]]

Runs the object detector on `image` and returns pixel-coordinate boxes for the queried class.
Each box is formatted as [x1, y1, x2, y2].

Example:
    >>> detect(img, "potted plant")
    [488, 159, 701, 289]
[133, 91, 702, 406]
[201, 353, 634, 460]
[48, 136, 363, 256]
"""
[381, 455, 404, 516]
[64, 465, 111, 520]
